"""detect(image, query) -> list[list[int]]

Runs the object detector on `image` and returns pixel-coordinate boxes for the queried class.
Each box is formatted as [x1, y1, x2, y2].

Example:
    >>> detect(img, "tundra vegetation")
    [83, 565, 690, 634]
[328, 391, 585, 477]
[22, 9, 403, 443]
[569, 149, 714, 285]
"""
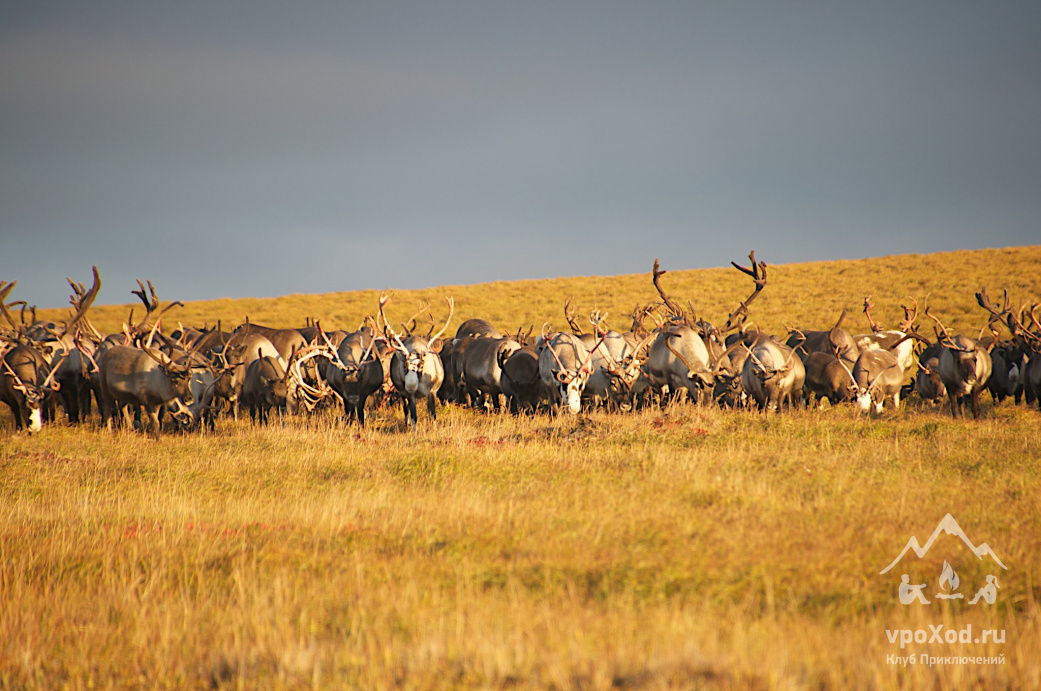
[2, 246, 1040, 689]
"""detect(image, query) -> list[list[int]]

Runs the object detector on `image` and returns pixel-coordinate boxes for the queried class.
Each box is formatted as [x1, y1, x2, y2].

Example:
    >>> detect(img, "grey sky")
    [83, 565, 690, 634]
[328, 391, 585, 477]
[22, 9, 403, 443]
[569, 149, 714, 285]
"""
[3, 2, 1039, 309]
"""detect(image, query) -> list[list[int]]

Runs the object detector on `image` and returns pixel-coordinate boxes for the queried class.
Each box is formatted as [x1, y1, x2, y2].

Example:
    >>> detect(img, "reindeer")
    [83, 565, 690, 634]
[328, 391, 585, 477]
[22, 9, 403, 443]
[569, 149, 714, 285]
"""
[914, 341, 948, 406]
[379, 292, 454, 427]
[741, 337, 806, 412]
[0, 277, 87, 430]
[712, 342, 751, 408]
[321, 327, 387, 426]
[457, 335, 522, 411]
[46, 268, 103, 423]
[559, 307, 654, 411]
[802, 351, 857, 407]
[644, 251, 767, 405]
[98, 335, 204, 439]
[454, 318, 502, 339]
[185, 362, 231, 432]
[924, 302, 997, 420]
[986, 345, 1020, 404]
[538, 329, 600, 414]
[584, 325, 656, 411]
[642, 326, 715, 404]
[1, 344, 64, 433]
[212, 331, 284, 420]
[848, 332, 926, 414]
[499, 346, 542, 414]
[240, 351, 288, 426]
[419, 312, 476, 406]
[855, 296, 922, 376]
[787, 310, 859, 365]
[229, 320, 308, 364]
[996, 301, 1041, 411]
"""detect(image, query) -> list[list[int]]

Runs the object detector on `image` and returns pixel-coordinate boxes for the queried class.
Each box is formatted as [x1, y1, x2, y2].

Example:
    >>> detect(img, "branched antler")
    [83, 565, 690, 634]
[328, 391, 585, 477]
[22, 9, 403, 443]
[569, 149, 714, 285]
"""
[863, 296, 881, 334]
[1003, 302, 1041, 350]
[19, 303, 36, 329]
[0, 281, 21, 335]
[589, 310, 609, 337]
[924, 307, 954, 346]
[514, 324, 534, 346]
[129, 278, 183, 337]
[718, 250, 767, 335]
[132, 279, 159, 316]
[64, 266, 101, 338]
[563, 297, 585, 335]
[974, 287, 1010, 339]
[399, 302, 430, 336]
[898, 297, 919, 333]
[651, 259, 693, 328]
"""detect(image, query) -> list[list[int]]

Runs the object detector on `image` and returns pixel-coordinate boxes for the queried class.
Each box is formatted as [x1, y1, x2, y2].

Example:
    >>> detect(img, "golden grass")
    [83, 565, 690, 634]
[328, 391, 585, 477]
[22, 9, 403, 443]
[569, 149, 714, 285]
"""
[4, 246, 1040, 689]
[1, 403, 1039, 689]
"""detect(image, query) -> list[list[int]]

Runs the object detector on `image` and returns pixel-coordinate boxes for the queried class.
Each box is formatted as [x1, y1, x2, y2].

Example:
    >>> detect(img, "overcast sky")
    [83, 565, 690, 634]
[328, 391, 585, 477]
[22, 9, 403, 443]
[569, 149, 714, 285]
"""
[3, 2, 1039, 309]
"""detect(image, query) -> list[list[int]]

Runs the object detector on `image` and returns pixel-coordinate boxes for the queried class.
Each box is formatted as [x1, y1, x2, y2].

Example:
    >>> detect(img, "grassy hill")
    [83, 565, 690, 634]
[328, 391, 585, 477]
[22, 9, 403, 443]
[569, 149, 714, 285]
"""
[38, 245, 1041, 337]
[6, 244, 1040, 689]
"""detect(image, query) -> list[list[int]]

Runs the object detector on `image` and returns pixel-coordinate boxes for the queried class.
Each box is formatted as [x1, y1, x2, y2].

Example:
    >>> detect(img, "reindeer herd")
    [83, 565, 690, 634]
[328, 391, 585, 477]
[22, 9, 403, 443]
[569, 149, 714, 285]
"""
[2, 252, 1039, 438]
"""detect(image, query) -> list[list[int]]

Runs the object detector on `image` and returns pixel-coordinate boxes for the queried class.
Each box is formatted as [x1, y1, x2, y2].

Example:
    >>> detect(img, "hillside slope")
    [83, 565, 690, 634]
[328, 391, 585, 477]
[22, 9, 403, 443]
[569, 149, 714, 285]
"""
[40, 245, 1041, 337]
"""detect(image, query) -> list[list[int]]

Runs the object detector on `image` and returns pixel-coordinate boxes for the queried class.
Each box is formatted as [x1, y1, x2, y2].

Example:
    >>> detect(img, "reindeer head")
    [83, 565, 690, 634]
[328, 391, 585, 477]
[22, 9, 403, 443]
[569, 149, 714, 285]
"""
[379, 291, 453, 395]
[544, 332, 598, 414]
[3, 348, 66, 433]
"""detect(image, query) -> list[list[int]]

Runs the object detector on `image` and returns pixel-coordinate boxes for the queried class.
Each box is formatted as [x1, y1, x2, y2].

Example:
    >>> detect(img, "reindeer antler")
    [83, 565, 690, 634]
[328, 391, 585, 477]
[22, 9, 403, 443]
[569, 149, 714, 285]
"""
[132, 279, 159, 315]
[589, 310, 609, 337]
[975, 287, 1010, 339]
[563, 297, 585, 335]
[63, 266, 101, 338]
[129, 278, 183, 337]
[1002, 302, 1041, 350]
[1027, 304, 1041, 335]
[651, 259, 694, 328]
[0, 281, 23, 336]
[18, 303, 36, 329]
[401, 302, 431, 336]
[514, 324, 534, 346]
[924, 306, 954, 346]
[629, 303, 650, 337]
[863, 295, 881, 334]
[377, 290, 397, 342]
[898, 297, 919, 333]
[424, 297, 454, 344]
[718, 250, 767, 335]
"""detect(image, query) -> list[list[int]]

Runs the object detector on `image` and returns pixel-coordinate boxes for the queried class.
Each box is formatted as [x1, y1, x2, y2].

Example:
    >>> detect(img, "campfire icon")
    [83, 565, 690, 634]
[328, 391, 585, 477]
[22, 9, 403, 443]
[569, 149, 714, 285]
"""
[936, 560, 963, 600]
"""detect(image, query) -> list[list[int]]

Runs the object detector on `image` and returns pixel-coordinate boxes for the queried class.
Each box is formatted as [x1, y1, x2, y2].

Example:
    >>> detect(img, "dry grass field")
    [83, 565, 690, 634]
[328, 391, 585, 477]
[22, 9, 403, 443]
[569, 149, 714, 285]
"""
[3, 246, 1041, 689]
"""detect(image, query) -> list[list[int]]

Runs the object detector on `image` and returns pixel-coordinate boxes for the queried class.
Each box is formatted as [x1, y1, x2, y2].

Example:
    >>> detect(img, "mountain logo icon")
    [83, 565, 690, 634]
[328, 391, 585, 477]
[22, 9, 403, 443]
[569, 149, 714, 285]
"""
[880, 513, 1007, 575]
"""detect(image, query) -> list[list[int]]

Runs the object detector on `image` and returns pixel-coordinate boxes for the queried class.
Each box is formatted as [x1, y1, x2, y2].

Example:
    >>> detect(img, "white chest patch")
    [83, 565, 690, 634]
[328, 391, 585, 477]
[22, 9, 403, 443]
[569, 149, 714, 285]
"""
[29, 407, 42, 433]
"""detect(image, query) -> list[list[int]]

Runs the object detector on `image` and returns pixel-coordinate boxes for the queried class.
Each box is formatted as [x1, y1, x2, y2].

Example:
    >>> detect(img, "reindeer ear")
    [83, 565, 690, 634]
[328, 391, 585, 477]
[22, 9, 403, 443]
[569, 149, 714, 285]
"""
[428, 338, 444, 354]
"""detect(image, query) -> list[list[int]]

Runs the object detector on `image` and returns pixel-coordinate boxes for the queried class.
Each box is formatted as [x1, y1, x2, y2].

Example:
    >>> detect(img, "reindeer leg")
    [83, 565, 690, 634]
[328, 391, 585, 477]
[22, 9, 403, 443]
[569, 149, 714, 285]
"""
[147, 405, 161, 440]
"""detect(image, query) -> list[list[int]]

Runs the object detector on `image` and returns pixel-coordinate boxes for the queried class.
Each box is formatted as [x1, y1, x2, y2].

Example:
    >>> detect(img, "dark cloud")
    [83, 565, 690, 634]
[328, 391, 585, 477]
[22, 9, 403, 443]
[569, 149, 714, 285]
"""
[2, 2, 1039, 308]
